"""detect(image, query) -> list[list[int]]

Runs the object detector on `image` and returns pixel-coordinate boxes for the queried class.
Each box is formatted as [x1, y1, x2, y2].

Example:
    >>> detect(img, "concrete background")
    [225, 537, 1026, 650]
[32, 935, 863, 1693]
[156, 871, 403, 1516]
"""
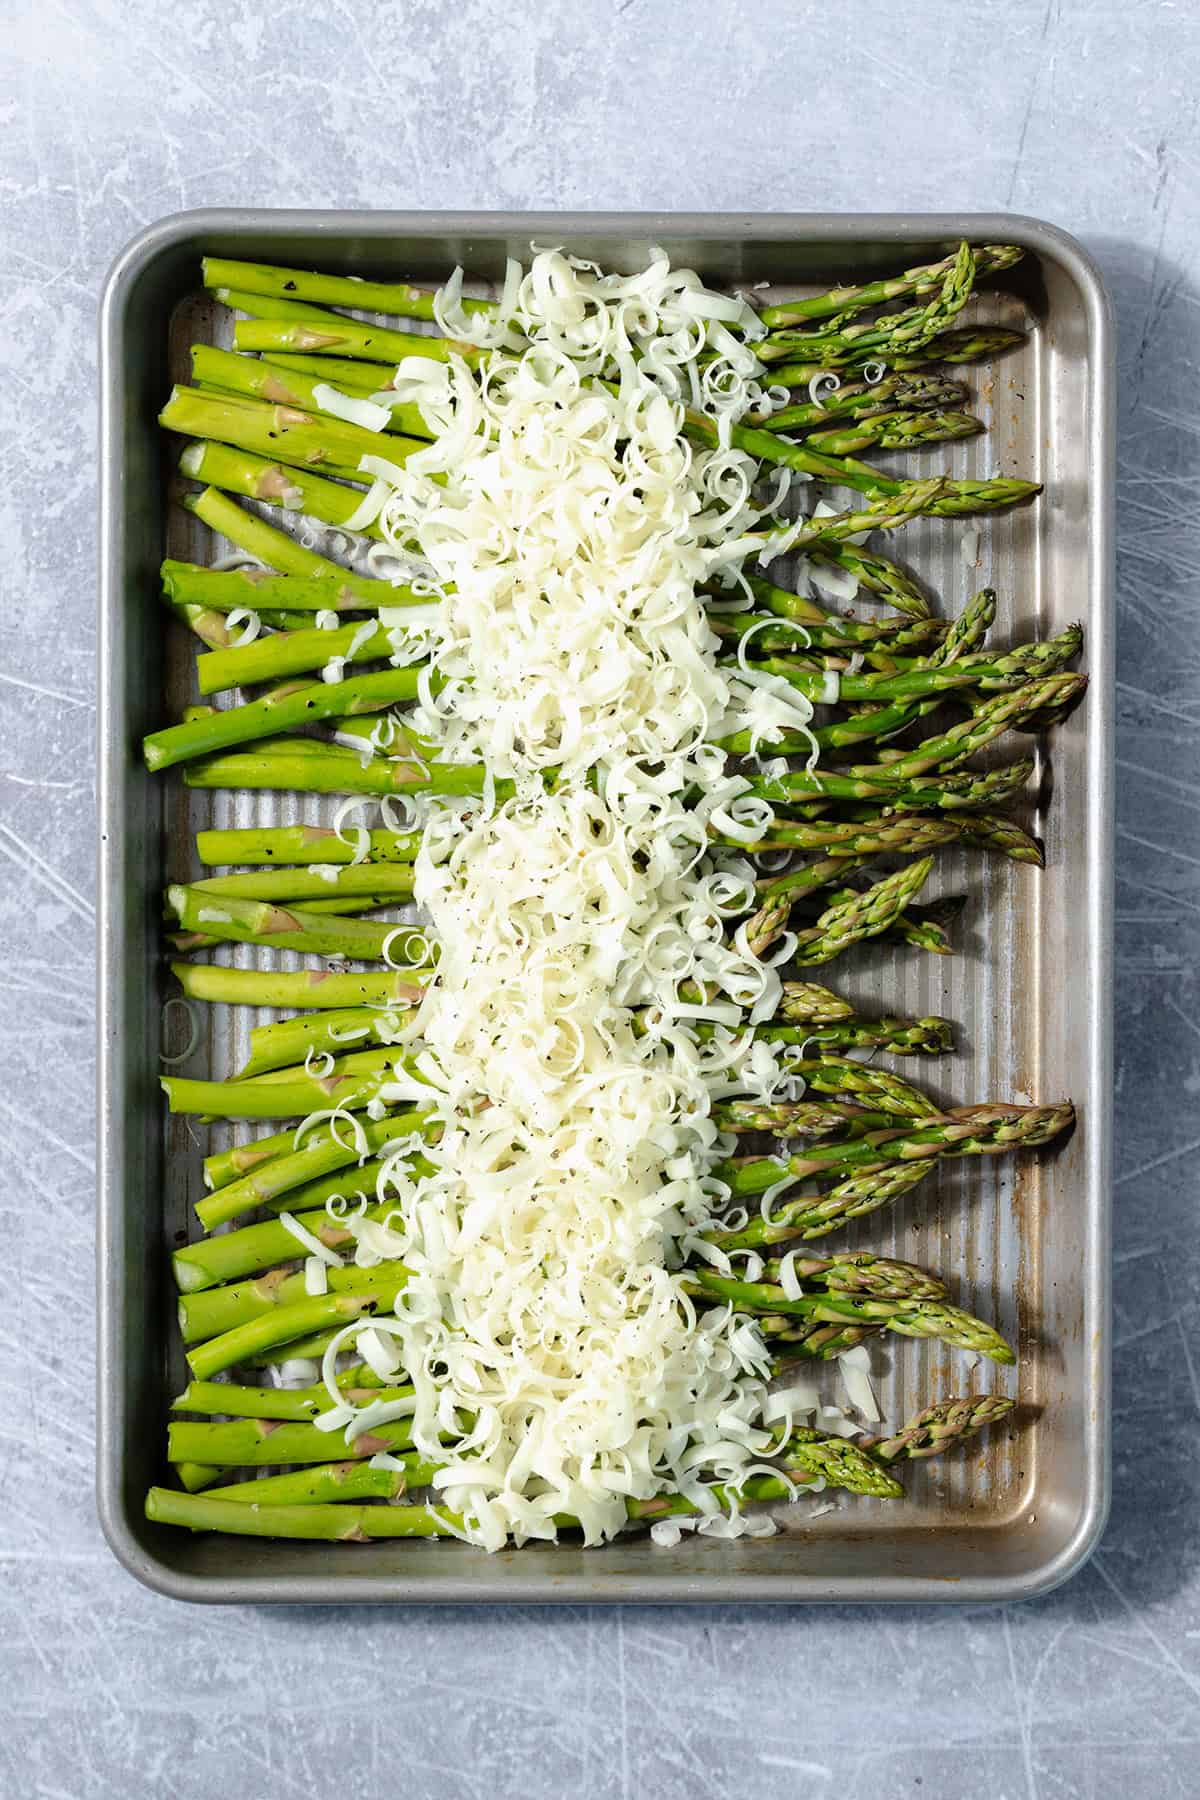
[2, 1, 1198, 1794]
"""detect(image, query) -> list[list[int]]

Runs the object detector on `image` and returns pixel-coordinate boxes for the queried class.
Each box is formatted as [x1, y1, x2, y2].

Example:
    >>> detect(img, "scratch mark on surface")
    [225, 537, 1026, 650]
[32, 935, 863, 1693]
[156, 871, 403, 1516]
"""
[1114, 1132, 1200, 1189]
[0, 670, 92, 707]
[1001, 1610, 1040, 1800]
[1092, 1556, 1200, 1707]
[0, 825, 95, 922]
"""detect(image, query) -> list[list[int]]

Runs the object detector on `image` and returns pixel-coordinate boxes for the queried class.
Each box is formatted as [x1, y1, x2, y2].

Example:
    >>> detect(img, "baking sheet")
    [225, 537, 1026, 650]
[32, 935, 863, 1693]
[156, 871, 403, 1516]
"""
[97, 212, 1113, 1603]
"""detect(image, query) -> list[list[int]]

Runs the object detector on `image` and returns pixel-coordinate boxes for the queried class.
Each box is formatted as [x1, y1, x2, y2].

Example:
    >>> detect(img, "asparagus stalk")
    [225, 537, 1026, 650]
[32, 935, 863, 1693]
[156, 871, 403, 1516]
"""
[712, 1099, 912, 1138]
[201, 255, 495, 324]
[803, 408, 984, 457]
[758, 244, 1023, 329]
[162, 384, 425, 482]
[175, 1194, 396, 1292]
[188, 865, 415, 904]
[236, 1005, 412, 1079]
[807, 545, 931, 620]
[205, 1457, 440, 1506]
[783, 855, 934, 966]
[203, 1111, 392, 1190]
[768, 324, 1027, 386]
[179, 441, 384, 537]
[173, 1374, 406, 1420]
[773, 982, 854, 1023]
[757, 240, 977, 362]
[709, 1158, 935, 1250]
[757, 1014, 954, 1056]
[180, 1260, 410, 1346]
[163, 559, 426, 614]
[715, 1101, 1075, 1199]
[762, 1250, 948, 1300]
[687, 1271, 1014, 1364]
[866, 1393, 1015, 1461]
[147, 1487, 462, 1539]
[261, 351, 396, 390]
[185, 1284, 408, 1381]
[181, 486, 347, 574]
[212, 286, 346, 321]
[172, 959, 426, 1009]
[777, 1057, 938, 1118]
[163, 1067, 397, 1123]
[688, 414, 1040, 515]
[167, 1411, 417, 1467]
[195, 619, 398, 695]
[191, 1109, 425, 1234]
[846, 672, 1087, 781]
[189, 344, 431, 440]
[750, 373, 969, 431]
[165, 885, 431, 962]
[234, 313, 480, 367]
[194, 823, 423, 866]
[144, 666, 432, 771]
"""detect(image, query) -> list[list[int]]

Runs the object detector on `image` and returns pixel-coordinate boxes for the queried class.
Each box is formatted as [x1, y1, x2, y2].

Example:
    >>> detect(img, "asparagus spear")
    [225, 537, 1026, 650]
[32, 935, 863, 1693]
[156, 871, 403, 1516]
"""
[201, 255, 495, 324]
[165, 885, 431, 962]
[261, 351, 397, 390]
[144, 667, 434, 771]
[185, 1283, 408, 1381]
[773, 982, 854, 1023]
[181, 486, 349, 574]
[777, 1057, 938, 1118]
[757, 1014, 954, 1056]
[762, 1250, 949, 1299]
[211, 286, 346, 321]
[162, 385, 425, 483]
[147, 1488, 461, 1539]
[749, 373, 969, 431]
[189, 344, 431, 440]
[714, 1101, 1075, 1200]
[846, 673, 1087, 781]
[174, 1193, 397, 1292]
[803, 408, 984, 457]
[168, 1411, 417, 1467]
[688, 1271, 1014, 1364]
[191, 1108, 425, 1233]
[768, 324, 1027, 386]
[781, 855, 934, 966]
[688, 412, 1040, 515]
[172, 960, 426, 1009]
[188, 865, 415, 904]
[807, 544, 932, 619]
[708, 1158, 935, 1250]
[234, 313, 480, 367]
[179, 440, 385, 538]
[180, 1260, 411, 1346]
[756, 240, 978, 366]
[866, 1393, 1015, 1461]
[195, 619, 398, 695]
[163, 559, 426, 614]
[172, 1374, 405, 1420]
[194, 824, 421, 866]
[758, 244, 1023, 329]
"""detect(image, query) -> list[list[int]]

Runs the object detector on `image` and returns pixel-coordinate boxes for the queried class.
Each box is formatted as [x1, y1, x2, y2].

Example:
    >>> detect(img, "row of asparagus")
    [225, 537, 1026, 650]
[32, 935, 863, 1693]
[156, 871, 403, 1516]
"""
[145, 243, 1068, 1541]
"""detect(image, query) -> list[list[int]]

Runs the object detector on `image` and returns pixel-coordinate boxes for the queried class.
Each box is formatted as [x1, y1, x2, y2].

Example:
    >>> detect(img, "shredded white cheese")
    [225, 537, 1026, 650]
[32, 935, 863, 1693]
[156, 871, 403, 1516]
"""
[326, 248, 831, 1550]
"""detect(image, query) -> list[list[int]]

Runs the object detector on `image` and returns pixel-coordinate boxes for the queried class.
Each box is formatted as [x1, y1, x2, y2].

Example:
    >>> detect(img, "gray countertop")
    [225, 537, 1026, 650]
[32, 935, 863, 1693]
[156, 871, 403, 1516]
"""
[2, 2, 1197, 1793]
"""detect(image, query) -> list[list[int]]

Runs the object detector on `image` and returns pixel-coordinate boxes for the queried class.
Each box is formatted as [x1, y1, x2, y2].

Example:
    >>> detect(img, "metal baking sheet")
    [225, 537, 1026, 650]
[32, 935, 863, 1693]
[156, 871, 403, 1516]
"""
[97, 211, 1113, 1604]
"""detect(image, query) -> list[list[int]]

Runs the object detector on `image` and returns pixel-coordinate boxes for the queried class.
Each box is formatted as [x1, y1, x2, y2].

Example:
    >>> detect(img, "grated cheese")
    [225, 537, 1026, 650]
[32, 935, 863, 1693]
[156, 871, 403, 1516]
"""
[327, 248, 833, 1549]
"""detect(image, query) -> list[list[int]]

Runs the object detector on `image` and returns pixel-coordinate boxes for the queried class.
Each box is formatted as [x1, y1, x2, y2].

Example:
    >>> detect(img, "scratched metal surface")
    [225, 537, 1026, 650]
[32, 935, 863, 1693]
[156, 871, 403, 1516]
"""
[1, 1, 1196, 1793]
